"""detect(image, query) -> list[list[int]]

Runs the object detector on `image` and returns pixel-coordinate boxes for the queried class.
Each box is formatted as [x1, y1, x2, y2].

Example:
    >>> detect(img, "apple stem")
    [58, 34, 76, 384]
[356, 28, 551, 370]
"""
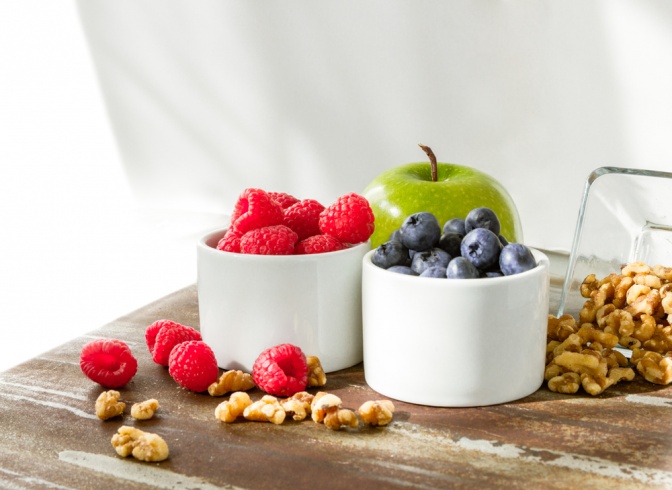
[418, 144, 438, 182]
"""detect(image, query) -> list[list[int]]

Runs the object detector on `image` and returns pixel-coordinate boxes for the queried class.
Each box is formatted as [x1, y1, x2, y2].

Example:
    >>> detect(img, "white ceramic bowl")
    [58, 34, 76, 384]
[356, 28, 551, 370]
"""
[197, 229, 371, 373]
[362, 248, 550, 407]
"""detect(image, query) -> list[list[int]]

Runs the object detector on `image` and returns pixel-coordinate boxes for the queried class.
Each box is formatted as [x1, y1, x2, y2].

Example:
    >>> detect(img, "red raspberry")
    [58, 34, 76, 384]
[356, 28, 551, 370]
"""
[230, 188, 284, 234]
[295, 234, 346, 254]
[268, 191, 299, 209]
[216, 228, 242, 253]
[80, 338, 138, 388]
[319, 192, 375, 244]
[168, 340, 220, 392]
[252, 343, 308, 397]
[239, 225, 298, 255]
[146, 320, 202, 366]
[283, 199, 325, 241]
[145, 319, 180, 353]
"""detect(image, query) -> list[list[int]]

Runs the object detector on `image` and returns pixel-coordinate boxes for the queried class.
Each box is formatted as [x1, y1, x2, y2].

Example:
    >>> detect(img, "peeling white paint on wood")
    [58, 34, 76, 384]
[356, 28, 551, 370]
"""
[58, 451, 243, 490]
[0, 392, 96, 420]
[625, 394, 672, 408]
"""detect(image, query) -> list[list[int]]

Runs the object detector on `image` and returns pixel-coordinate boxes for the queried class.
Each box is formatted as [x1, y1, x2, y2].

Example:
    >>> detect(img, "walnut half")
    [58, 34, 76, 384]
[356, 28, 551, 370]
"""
[111, 426, 169, 462]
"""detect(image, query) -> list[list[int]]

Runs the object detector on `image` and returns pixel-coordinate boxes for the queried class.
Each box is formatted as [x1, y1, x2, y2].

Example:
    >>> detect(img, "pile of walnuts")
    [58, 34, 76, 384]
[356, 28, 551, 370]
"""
[546, 262, 672, 395]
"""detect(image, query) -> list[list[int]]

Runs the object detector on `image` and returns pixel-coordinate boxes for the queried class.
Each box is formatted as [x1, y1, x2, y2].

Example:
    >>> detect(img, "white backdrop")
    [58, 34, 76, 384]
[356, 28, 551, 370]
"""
[78, 0, 672, 250]
[2, 0, 672, 371]
[0, 0, 223, 371]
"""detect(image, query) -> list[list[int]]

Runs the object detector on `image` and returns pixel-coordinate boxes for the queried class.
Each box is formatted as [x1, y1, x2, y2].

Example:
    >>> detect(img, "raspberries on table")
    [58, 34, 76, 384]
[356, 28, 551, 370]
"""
[168, 340, 220, 392]
[252, 343, 309, 397]
[218, 188, 374, 256]
[80, 338, 138, 388]
[145, 319, 202, 366]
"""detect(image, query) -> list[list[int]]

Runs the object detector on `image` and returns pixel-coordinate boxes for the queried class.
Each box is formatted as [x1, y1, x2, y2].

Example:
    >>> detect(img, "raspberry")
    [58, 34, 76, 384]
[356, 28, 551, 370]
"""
[230, 188, 284, 234]
[239, 225, 298, 255]
[319, 192, 375, 244]
[145, 319, 180, 353]
[80, 338, 138, 388]
[295, 234, 346, 254]
[268, 191, 299, 209]
[216, 228, 242, 253]
[252, 343, 308, 397]
[146, 320, 202, 366]
[282, 199, 325, 241]
[168, 340, 220, 392]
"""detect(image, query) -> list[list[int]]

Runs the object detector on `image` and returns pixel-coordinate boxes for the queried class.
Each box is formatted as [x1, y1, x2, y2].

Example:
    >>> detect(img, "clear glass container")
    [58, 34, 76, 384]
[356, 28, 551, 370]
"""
[558, 167, 672, 318]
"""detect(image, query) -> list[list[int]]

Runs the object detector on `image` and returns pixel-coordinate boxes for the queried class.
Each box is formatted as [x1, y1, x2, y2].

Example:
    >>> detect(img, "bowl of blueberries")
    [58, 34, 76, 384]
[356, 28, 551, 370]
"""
[362, 207, 550, 407]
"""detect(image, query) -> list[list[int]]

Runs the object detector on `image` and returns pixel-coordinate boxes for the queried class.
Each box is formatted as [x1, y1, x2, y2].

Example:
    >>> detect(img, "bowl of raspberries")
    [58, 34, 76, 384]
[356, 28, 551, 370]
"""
[197, 188, 374, 373]
[361, 207, 550, 407]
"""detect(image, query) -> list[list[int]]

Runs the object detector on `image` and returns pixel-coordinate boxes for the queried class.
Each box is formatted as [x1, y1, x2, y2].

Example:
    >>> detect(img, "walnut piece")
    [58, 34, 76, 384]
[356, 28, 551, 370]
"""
[111, 426, 169, 462]
[311, 392, 341, 424]
[95, 390, 126, 420]
[243, 395, 286, 425]
[547, 372, 581, 394]
[215, 391, 252, 423]
[324, 408, 359, 430]
[131, 399, 159, 420]
[622, 261, 651, 277]
[580, 367, 635, 395]
[306, 356, 327, 387]
[208, 370, 255, 397]
[547, 314, 578, 342]
[636, 351, 672, 385]
[281, 391, 314, 421]
[358, 400, 395, 426]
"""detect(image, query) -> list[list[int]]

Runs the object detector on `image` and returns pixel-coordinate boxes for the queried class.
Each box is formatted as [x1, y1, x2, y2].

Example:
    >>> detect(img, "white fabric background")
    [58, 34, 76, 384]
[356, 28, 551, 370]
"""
[78, 0, 672, 250]
[1, 0, 671, 371]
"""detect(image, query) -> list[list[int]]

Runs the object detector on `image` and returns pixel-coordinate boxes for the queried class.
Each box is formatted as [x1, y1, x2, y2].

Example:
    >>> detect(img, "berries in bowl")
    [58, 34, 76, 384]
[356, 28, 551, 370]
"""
[197, 188, 373, 373]
[362, 207, 550, 407]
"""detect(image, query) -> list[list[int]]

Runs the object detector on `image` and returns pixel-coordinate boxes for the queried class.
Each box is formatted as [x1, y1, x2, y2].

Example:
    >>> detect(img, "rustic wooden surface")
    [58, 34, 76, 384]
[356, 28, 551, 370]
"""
[1, 284, 671, 489]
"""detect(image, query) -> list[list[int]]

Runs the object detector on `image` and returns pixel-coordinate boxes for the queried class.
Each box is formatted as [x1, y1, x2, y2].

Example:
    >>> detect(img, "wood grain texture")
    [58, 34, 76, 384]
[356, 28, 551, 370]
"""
[1, 285, 671, 489]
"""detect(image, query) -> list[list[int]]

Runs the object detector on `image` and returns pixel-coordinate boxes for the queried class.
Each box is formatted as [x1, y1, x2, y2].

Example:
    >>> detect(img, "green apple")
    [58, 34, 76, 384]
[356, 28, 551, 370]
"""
[362, 145, 523, 248]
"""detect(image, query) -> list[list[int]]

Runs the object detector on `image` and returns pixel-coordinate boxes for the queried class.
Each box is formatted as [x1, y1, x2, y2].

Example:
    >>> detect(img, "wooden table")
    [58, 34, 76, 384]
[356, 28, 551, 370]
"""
[1, 285, 671, 489]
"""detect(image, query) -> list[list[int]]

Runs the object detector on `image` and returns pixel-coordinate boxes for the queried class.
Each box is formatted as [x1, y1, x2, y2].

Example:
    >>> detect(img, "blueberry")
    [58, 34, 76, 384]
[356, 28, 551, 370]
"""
[410, 247, 451, 275]
[484, 271, 504, 278]
[438, 232, 463, 258]
[420, 266, 447, 278]
[388, 265, 416, 275]
[371, 240, 410, 269]
[446, 256, 480, 279]
[389, 228, 403, 242]
[498, 234, 509, 247]
[460, 228, 502, 270]
[443, 218, 466, 236]
[464, 207, 501, 235]
[400, 212, 441, 251]
[499, 243, 537, 276]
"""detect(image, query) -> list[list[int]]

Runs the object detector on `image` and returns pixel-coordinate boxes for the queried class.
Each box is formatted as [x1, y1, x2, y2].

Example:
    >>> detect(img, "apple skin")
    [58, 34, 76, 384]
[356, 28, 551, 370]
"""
[362, 162, 523, 248]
